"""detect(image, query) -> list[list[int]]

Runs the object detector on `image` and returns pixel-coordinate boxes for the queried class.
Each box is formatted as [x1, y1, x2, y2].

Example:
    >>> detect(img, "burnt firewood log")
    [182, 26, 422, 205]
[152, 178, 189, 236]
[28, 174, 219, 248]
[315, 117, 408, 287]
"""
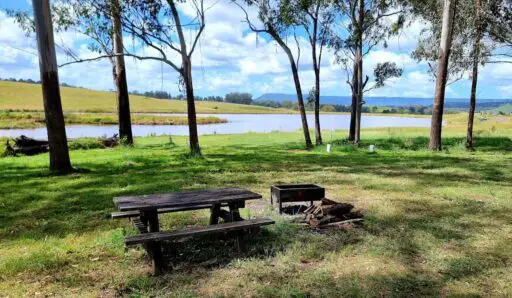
[102, 134, 119, 147]
[15, 145, 50, 155]
[14, 135, 49, 147]
[322, 203, 354, 217]
[3, 136, 50, 156]
[3, 140, 15, 157]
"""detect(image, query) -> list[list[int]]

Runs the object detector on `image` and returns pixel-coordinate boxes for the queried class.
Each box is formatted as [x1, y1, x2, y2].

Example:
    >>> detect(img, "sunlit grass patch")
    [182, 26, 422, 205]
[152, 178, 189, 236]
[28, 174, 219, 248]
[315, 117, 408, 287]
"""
[0, 114, 511, 296]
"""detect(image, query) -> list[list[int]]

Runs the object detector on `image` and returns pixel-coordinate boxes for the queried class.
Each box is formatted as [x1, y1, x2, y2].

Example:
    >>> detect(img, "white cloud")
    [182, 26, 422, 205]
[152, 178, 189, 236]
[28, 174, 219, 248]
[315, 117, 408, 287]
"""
[0, 3, 510, 99]
[499, 85, 512, 98]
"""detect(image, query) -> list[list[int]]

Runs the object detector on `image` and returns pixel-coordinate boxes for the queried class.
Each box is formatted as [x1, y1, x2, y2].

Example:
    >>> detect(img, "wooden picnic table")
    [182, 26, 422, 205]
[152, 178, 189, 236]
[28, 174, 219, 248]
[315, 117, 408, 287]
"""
[113, 187, 265, 274]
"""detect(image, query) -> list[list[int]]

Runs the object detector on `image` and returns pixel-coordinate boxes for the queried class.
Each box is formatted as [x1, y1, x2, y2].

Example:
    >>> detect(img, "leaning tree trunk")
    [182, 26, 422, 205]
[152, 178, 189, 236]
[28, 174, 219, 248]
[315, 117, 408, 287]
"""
[291, 60, 313, 148]
[348, 61, 358, 141]
[430, 0, 457, 151]
[466, 0, 481, 150]
[111, 0, 133, 145]
[270, 29, 312, 148]
[32, 0, 72, 173]
[183, 59, 201, 156]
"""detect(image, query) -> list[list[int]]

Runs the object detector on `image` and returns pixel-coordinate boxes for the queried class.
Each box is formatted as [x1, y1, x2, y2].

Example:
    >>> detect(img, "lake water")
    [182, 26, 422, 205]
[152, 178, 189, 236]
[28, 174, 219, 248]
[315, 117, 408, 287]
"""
[0, 113, 431, 139]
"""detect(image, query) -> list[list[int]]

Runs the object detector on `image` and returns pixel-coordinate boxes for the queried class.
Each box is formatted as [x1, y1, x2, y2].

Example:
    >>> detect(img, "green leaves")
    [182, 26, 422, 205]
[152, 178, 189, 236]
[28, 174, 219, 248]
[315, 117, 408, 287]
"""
[373, 62, 403, 88]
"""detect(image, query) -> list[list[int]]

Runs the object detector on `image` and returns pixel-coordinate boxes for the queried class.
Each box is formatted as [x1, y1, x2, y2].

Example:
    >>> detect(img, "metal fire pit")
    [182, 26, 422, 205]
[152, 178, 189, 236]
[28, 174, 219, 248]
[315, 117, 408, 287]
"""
[271, 184, 325, 214]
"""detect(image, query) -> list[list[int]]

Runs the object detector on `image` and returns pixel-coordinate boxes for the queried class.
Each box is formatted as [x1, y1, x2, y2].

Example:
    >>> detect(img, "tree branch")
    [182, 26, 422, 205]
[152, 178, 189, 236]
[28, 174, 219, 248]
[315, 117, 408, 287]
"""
[361, 75, 369, 90]
[188, 0, 206, 58]
[59, 52, 181, 73]
[232, 1, 269, 34]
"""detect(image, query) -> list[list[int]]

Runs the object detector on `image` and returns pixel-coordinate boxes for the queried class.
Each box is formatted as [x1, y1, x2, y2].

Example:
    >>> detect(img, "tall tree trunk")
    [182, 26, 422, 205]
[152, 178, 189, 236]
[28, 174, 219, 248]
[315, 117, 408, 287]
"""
[291, 57, 313, 148]
[466, 0, 481, 150]
[348, 62, 358, 141]
[311, 29, 322, 145]
[354, 49, 362, 145]
[314, 67, 322, 145]
[270, 29, 312, 148]
[168, 0, 201, 156]
[183, 60, 201, 156]
[354, 0, 364, 145]
[32, 0, 72, 174]
[429, 0, 457, 151]
[111, 0, 133, 145]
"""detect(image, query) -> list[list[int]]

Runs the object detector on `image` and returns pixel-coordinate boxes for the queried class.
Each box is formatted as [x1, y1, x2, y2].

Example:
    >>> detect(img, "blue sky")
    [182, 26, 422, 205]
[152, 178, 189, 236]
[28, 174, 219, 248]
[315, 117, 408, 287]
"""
[0, 0, 511, 100]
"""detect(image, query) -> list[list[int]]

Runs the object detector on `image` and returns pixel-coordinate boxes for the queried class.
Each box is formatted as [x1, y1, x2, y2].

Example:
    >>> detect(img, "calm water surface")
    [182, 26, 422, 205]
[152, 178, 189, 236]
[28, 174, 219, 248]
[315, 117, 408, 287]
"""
[0, 113, 431, 139]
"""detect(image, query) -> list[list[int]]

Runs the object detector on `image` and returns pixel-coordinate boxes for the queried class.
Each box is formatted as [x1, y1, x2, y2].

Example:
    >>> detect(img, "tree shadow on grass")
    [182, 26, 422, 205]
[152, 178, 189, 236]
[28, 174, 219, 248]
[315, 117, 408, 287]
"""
[0, 135, 511, 296]
[333, 136, 512, 152]
[1, 136, 510, 241]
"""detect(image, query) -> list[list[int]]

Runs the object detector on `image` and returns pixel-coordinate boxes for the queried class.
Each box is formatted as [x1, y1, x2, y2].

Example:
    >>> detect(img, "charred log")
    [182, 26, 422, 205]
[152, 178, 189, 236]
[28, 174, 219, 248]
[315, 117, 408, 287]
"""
[302, 198, 362, 228]
[101, 134, 119, 147]
[4, 136, 49, 156]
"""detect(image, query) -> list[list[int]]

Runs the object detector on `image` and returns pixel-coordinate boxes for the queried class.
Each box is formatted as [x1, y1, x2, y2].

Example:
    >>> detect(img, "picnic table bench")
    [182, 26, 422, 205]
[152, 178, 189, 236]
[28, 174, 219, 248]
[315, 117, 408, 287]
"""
[113, 187, 274, 274]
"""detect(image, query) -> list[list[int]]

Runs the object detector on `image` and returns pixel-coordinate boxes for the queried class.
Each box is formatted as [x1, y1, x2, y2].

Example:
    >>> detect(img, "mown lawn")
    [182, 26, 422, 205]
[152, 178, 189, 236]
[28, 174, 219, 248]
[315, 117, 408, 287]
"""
[0, 114, 511, 297]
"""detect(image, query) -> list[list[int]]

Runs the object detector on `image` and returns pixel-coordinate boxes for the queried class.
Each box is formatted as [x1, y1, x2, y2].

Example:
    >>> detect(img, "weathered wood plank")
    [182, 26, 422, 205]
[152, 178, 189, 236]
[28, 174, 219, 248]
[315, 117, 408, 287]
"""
[114, 187, 261, 211]
[111, 203, 229, 219]
[125, 218, 275, 245]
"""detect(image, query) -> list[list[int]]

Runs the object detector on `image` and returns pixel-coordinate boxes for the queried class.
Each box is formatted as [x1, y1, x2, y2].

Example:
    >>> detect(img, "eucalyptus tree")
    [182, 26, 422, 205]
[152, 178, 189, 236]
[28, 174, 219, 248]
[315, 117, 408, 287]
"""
[32, 0, 73, 173]
[234, 0, 313, 148]
[122, 0, 205, 155]
[410, 0, 503, 150]
[61, 0, 206, 155]
[10, 0, 134, 144]
[428, 0, 458, 151]
[486, 0, 512, 53]
[296, 0, 337, 145]
[469, 0, 511, 149]
[333, 0, 404, 145]
[110, 0, 133, 145]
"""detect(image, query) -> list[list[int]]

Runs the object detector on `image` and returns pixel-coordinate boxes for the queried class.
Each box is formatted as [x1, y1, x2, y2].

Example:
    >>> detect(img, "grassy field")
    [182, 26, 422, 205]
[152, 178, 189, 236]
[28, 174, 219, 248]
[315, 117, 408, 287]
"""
[491, 104, 512, 115]
[0, 111, 226, 129]
[0, 81, 293, 114]
[0, 113, 511, 297]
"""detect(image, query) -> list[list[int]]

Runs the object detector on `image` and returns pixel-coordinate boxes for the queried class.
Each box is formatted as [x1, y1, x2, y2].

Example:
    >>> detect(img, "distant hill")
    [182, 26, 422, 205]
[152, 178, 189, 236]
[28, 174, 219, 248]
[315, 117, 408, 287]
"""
[491, 104, 512, 114]
[0, 81, 291, 114]
[256, 93, 512, 109]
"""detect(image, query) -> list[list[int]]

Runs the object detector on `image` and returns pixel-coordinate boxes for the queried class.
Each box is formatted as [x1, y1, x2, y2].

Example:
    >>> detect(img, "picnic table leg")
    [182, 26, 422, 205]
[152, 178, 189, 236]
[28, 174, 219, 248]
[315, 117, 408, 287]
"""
[210, 203, 221, 225]
[228, 201, 243, 222]
[141, 210, 164, 275]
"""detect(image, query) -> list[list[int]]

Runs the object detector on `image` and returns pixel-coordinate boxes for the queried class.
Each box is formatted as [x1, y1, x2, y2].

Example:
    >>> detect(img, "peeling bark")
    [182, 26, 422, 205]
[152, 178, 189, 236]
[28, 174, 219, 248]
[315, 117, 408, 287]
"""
[32, 0, 72, 173]
[111, 0, 133, 145]
[430, 0, 457, 151]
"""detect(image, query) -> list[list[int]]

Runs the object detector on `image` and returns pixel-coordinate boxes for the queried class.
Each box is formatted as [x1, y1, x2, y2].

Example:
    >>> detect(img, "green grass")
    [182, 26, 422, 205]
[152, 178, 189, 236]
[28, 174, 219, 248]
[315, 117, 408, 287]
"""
[0, 81, 293, 114]
[491, 104, 512, 115]
[0, 111, 227, 129]
[0, 114, 511, 296]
